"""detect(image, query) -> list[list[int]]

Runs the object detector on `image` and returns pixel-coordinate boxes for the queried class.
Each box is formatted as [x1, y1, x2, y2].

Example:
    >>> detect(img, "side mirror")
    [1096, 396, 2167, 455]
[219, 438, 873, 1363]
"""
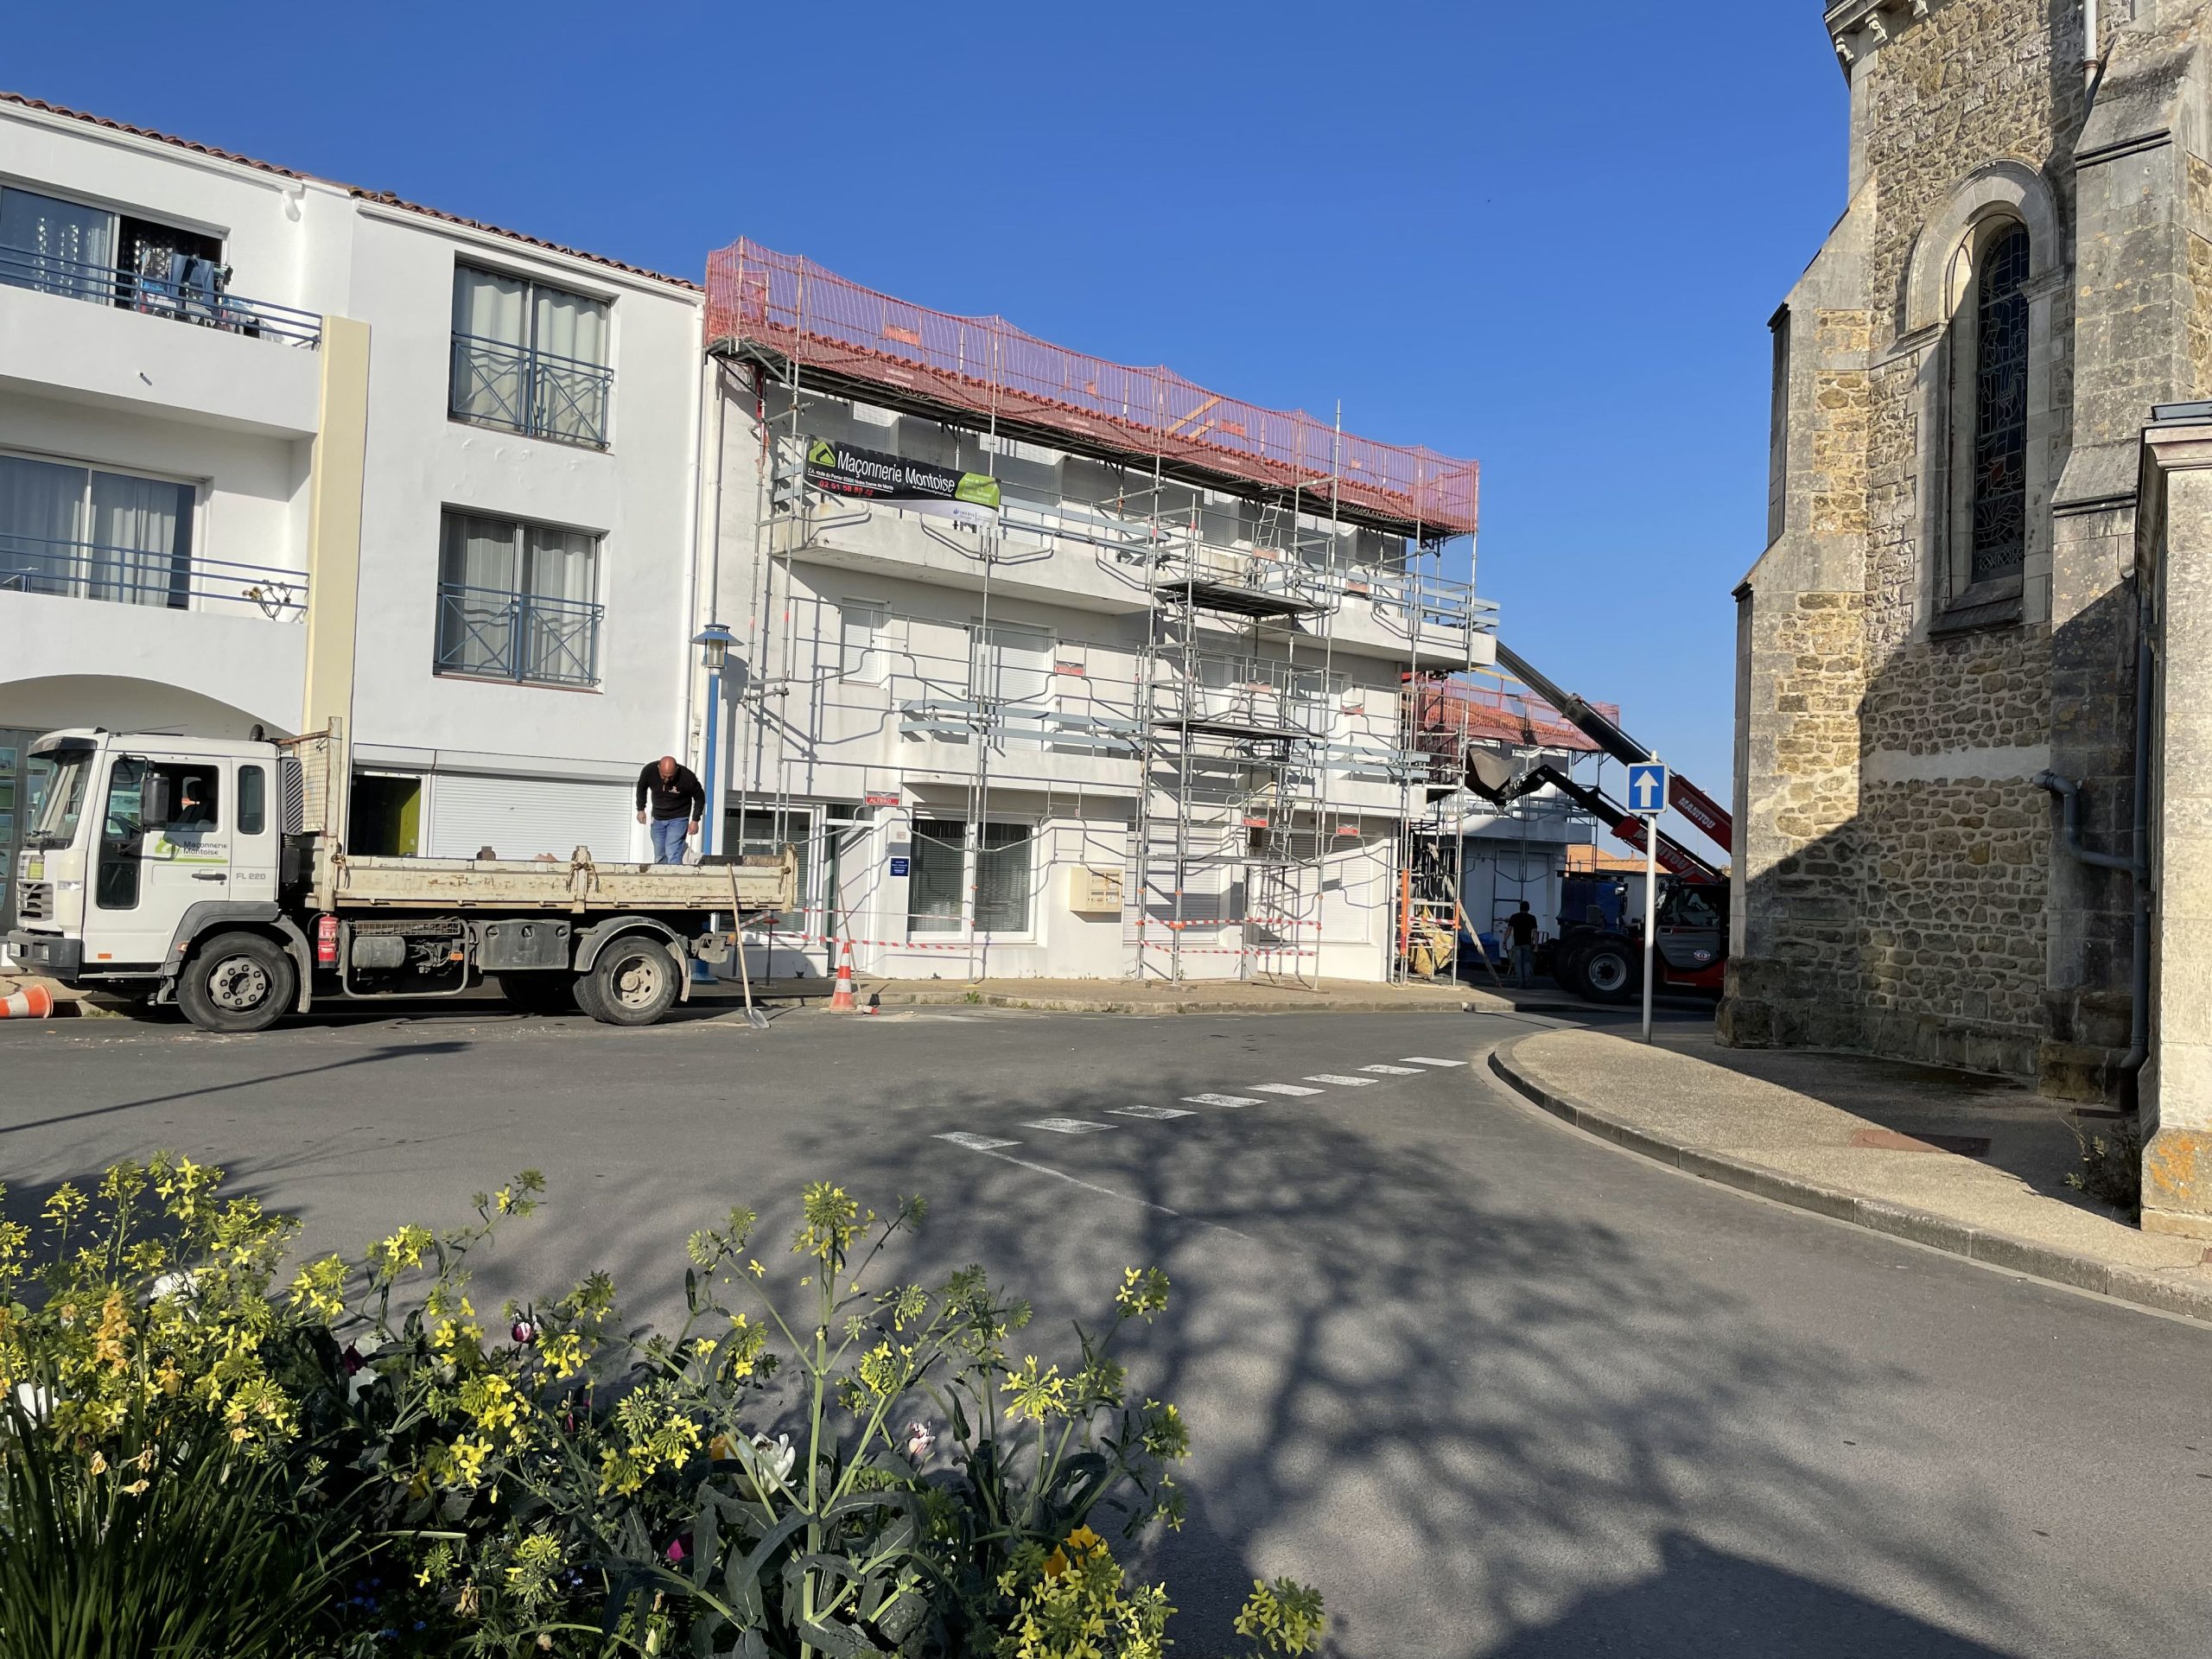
[142, 771, 173, 826]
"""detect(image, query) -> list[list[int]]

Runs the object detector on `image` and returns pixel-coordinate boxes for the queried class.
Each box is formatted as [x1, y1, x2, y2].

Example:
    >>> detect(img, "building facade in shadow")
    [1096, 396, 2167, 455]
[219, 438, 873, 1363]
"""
[1729, 1, 2212, 1234]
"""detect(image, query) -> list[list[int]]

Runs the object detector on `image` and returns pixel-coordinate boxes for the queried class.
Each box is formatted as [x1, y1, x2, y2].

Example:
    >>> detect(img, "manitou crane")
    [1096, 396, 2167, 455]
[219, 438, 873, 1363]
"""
[1454, 645, 1734, 1002]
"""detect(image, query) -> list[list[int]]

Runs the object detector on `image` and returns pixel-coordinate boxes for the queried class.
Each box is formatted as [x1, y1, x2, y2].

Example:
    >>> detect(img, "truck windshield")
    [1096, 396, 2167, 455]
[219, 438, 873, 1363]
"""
[26, 752, 92, 849]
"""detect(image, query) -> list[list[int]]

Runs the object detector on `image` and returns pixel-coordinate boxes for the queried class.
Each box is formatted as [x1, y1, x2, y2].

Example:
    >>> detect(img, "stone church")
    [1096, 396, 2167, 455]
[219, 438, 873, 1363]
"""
[1726, 0, 2212, 1237]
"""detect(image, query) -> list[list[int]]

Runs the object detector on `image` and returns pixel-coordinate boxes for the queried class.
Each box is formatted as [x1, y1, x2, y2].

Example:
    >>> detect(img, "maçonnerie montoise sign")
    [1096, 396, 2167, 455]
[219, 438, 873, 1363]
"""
[804, 437, 1002, 528]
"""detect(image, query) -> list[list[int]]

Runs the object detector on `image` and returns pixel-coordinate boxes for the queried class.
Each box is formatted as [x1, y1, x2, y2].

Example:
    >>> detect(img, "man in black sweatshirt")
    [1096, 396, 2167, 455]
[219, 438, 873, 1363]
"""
[635, 754, 706, 864]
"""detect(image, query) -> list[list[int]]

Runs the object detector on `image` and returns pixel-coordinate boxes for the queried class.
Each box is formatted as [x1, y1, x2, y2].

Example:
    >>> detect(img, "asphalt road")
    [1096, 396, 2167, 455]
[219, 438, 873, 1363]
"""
[3, 1000, 2207, 1657]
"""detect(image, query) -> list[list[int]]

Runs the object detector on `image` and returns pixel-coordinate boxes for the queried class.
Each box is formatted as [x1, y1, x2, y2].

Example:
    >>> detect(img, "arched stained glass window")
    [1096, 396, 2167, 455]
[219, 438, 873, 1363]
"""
[1969, 221, 2031, 581]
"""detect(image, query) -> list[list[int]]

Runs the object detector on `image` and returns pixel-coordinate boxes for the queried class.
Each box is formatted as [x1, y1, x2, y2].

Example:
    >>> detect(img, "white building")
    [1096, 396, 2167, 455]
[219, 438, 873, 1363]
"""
[0, 92, 704, 933]
[694, 242, 1497, 983]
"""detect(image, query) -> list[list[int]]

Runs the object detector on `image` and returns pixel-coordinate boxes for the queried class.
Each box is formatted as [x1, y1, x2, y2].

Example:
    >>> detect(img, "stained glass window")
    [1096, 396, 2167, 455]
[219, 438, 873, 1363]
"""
[1969, 222, 2031, 581]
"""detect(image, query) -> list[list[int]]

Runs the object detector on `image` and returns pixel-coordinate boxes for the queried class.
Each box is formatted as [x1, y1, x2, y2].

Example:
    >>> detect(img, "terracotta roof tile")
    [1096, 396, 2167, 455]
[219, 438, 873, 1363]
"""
[0, 90, 699, 291]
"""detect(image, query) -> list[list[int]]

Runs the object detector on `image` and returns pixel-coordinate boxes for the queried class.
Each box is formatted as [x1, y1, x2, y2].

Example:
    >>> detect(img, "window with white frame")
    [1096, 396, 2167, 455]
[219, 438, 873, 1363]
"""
[907, 819, 1033, 935]
[729, 805, 816, 931]
[968, 622, 1052, 714]
[435, 510, 602, 688]
[0, 452, 194, 608]
[450, 265, 613, 448]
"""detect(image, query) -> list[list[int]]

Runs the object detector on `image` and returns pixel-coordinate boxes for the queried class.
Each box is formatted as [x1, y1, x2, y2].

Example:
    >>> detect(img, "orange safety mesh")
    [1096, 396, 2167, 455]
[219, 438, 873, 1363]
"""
[1410, 679, 1611, 756]
[706, 238, 1478, 537]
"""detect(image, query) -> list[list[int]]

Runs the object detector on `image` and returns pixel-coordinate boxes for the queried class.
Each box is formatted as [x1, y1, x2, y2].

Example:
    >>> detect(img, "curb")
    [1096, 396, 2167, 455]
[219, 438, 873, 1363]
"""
[1487, 1037, 2212, 1326]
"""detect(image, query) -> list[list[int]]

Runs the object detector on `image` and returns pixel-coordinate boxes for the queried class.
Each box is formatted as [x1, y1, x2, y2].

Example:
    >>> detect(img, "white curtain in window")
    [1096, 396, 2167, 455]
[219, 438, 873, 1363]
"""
[88, 473, 188, 608]
[451, 267, 528, 428]
[453, 266, 527, 345]
[0, 455, 86, 597]
[521, 525, 597, 683]
[531, 288, 609, 443]
[532, 287, 607, 365]
[0, 188, 114, 298]
[437, 513, 518, 674]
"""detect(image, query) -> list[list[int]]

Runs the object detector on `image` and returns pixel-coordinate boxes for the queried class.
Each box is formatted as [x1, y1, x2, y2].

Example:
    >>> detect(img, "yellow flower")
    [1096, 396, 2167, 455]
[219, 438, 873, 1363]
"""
[87, 1452, 109, 1476]
[1042, 1548, 1069, 1580]
[121, 1478, 149, 1497]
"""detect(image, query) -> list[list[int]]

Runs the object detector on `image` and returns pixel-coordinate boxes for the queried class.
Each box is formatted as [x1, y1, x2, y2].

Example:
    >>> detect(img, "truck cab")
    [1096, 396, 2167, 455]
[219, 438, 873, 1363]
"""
[10, 728, 284, 995]
[10, 725, 796, 1033]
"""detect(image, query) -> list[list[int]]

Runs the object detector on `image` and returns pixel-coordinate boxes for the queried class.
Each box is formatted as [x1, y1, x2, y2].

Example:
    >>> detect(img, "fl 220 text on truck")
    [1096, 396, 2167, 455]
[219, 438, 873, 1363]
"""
[5, 723, 796, 1033]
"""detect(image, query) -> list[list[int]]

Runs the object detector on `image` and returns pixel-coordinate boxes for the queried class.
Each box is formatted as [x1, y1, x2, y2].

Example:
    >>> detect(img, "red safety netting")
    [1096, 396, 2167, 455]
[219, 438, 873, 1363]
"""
[706, 239, 1478, 537]
[1410, 680, 1611, 755]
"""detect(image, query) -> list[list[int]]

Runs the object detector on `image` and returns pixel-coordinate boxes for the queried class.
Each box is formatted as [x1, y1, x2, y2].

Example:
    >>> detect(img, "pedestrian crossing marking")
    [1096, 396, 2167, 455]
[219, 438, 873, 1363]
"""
[1249, 1083, 1324, 1096]
[937, 1132, 1019, 1151]
[1401, 1057, 1465, 1068]
[1109, 1105, 1194, 1121]
[1306, 1074, 1376, 1086]
[1023, 1118, 1114, 1135]
[1358, 1064, 1422, 1075]
[1183, 1093, 1262, 1107]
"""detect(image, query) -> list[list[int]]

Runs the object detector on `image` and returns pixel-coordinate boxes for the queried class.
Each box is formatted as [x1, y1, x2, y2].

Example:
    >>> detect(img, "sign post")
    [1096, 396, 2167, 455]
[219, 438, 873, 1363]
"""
[1625, 761, 1670, 1045]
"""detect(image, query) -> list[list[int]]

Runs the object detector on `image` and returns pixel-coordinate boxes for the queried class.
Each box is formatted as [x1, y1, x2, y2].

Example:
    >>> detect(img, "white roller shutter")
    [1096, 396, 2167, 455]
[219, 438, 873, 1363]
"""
[428, 774, 633, 861]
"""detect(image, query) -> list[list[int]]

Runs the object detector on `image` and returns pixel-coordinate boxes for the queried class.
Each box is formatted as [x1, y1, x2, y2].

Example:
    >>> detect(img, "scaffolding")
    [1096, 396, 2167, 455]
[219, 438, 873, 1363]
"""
[704, 238, 1492, 984]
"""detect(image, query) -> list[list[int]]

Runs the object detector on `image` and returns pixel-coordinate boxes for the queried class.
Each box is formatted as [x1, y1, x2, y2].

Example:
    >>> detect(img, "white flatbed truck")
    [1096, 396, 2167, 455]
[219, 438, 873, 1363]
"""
[4, 724, 795, 1033]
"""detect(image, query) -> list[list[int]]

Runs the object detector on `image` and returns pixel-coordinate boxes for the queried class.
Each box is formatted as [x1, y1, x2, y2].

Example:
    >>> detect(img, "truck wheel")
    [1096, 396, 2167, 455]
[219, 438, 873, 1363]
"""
[1553, 944, 1589, 998]
[581, 937, 678, 1027]
[497, 972, 577, 1016]
[1580, 942, 1637, 1005]
[178, 931, 296, 1033]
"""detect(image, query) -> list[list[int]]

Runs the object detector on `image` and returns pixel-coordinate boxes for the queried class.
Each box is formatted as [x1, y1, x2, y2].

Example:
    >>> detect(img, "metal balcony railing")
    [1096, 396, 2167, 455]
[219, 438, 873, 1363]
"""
[0, 534, 306, 617]
[449, 334, 613, 448]
[0, 245, 321, 346]
[434, 582, 602, 688]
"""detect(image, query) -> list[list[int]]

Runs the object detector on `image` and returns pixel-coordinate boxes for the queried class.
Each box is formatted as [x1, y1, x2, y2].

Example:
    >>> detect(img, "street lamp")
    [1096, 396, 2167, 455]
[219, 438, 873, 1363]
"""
[691, 623, 735, 858]
[691, 622, 738, 988]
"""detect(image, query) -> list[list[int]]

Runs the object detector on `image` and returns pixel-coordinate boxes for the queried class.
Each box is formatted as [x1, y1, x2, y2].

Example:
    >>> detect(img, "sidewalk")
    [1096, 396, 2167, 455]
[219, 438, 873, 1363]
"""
[0, 968, 1504, 1022]
[728, 974, 1509, 1017]
[1491, 1025, 2212, 1325]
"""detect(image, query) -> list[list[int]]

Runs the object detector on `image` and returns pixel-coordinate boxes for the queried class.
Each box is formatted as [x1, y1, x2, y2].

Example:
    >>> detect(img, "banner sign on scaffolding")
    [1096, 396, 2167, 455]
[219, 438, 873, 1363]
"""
[804, 438, 1001, 528]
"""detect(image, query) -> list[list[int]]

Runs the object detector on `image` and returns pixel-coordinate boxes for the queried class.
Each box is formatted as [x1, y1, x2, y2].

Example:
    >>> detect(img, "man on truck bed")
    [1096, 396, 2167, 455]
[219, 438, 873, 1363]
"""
[635, 755, 704, 864]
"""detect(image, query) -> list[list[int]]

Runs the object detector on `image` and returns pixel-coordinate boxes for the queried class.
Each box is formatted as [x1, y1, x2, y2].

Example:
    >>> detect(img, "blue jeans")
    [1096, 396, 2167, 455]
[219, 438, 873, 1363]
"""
[1510, 944, 1534, 987]
[649, 816, 691, 864]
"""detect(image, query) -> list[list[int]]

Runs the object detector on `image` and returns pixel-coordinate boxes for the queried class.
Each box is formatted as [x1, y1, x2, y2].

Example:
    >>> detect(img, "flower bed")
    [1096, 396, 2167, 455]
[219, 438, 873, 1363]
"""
[0, 1157, 1323, 1657]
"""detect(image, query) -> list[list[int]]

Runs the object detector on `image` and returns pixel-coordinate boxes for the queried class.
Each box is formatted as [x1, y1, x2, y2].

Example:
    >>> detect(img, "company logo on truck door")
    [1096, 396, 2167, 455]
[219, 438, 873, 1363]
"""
[802, 437, 1001, 528]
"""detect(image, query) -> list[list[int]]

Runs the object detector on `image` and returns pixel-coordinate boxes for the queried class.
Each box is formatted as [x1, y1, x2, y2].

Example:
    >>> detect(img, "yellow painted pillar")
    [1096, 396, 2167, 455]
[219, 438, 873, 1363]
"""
[300, 315, 370, 836]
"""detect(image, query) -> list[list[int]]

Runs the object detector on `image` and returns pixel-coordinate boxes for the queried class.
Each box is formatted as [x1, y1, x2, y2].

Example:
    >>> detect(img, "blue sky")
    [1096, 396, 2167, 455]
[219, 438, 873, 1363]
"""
[11, 1, 1847, 849]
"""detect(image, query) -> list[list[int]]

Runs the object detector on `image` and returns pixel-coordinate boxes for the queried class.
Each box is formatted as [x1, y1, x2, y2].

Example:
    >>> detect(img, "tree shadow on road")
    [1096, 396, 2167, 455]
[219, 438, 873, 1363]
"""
[2, 1029, 2178, 1658]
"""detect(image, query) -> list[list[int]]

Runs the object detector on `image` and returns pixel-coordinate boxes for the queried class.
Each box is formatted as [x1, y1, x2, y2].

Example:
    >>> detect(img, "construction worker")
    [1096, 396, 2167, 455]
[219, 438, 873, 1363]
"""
[634, 755, 705, 865]
[1505, 900, 1540, 988]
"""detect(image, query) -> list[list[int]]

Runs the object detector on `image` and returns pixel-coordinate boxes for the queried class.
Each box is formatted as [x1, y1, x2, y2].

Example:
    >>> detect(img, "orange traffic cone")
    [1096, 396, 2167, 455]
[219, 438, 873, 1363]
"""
[828, 940, 857, 1013]
[0, 983, 55, 1019]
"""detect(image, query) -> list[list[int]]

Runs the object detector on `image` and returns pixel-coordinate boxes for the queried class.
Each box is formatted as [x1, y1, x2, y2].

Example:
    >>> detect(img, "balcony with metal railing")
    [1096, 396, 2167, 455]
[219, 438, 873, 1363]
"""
[0, 533, 310, 734]
[434, 582, 603, 689]
[0, 533, 306, 617]
[0, 245, 325, 435]
[0, 245, 322, 345]
[449, 335, 613, 449]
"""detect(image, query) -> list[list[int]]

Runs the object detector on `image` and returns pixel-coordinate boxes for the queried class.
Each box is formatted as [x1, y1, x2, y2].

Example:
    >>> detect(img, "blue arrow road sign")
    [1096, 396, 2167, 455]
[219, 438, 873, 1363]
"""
[1626, 762, 1669, 816]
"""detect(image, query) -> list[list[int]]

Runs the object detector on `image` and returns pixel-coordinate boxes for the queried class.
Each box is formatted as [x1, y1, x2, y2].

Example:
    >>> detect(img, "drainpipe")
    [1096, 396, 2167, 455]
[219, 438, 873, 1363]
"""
[2083, 0, 2101, 91]
[2032, 598, 2152, 1093]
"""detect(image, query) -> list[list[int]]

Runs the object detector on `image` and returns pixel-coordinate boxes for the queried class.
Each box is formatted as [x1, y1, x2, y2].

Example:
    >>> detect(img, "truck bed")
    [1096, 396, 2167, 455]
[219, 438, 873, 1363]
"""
[317, 847, 798, 913]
